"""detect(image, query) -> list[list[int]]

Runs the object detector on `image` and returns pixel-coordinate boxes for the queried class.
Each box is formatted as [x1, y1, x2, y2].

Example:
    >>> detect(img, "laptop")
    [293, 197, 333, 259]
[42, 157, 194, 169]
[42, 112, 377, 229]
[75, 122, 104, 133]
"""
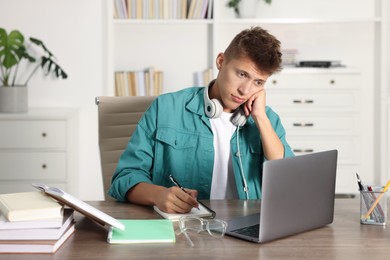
[225, 150, 338, 243]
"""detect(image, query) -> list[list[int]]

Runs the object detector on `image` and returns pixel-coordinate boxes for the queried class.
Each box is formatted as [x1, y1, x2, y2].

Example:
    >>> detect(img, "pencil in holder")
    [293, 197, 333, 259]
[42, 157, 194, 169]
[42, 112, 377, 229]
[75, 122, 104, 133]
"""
[360, 187, 387, 226]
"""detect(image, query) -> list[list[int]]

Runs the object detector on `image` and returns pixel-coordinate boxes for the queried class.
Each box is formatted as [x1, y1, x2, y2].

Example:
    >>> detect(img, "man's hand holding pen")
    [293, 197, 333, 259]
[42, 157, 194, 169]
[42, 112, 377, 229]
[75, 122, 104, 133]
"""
[155, 186, 199, 214]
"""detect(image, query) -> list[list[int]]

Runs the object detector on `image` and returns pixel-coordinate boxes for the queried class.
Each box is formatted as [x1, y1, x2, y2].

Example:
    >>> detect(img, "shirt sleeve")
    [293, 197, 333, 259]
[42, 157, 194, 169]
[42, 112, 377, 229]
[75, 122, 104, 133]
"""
[266, 107, 295, 158]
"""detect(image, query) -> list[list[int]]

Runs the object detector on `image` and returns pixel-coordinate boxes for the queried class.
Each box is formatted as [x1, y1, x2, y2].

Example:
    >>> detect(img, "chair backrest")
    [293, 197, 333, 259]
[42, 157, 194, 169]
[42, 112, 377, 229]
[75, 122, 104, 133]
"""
[96, 96, 156, 200]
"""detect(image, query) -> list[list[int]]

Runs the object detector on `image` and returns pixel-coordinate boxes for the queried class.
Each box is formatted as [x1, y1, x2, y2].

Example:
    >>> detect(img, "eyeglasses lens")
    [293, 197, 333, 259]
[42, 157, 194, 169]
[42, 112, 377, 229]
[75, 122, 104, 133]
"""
[207, 219, 226, 237]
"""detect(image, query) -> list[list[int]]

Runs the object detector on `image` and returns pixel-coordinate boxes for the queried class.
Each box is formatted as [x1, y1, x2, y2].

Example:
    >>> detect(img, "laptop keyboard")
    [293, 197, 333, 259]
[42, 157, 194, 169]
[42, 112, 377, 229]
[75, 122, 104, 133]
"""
[230, 224, 260, 238]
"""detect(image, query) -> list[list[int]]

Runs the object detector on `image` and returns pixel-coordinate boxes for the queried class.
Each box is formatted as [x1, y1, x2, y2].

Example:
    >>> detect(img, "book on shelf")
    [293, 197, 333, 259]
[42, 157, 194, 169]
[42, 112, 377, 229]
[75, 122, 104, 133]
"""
[32, 183, 125, 231]
[135, 0, 142, 19]
[107, 219, 175, 244]
[194, 68, 213, 87]
[0, 209, 74, 240]
[136, 70, 146, 96]
[113, 0, 212, 20]
[206, 0, 213, 19]
[0, 223, 75, 254]
[115, 68, 163, 97]
[0, 191, 63, 222]
[188, 0, 213, 19]
[153, 202, 215, 221]
[187, 0, 197, 19]
[114, 0, 128, 19]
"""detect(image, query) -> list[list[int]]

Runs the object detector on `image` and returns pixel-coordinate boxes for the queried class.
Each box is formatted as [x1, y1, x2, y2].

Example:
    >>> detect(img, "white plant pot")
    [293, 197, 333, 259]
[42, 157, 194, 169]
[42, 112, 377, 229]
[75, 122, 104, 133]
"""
[0, 85, 28, 113]
[238, 0, 259, 18]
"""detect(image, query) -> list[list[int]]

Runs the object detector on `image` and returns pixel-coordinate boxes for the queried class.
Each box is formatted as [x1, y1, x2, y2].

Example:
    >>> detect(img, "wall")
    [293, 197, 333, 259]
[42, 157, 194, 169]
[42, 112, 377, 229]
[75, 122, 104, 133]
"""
[0, 0, 105, 200]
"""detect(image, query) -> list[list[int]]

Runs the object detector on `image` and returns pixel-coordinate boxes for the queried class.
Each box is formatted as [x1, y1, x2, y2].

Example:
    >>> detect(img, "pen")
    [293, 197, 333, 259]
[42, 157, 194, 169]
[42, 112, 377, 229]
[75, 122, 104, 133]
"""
[357, 173, 378, 221]
[367, 185, 385, 222]
[356, 173, 364, 191]
[364, 180, 390, 219]
[168, 174, 216, 217]
[168, 174, 200, 210]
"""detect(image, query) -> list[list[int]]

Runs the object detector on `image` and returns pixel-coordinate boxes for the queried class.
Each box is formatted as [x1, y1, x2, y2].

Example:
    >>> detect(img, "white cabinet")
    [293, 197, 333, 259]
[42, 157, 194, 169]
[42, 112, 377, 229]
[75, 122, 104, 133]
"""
[0, 108, 78, 194]
[266, 68, 363, 194]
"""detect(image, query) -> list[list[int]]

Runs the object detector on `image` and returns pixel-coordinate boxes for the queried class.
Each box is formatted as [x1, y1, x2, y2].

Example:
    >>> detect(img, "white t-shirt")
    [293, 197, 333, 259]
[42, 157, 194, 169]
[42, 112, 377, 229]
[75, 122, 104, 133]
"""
[209, 112, 239, 200]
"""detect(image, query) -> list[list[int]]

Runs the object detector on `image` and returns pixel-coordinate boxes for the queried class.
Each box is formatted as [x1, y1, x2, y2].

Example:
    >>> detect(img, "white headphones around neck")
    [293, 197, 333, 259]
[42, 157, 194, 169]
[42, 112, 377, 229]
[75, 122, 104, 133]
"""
[203, 82, 247, 127]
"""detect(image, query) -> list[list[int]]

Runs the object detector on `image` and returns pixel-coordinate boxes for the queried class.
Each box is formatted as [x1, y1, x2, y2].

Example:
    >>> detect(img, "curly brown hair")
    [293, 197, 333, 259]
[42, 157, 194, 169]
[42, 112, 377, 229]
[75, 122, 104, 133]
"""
[223, 26, 282, 75]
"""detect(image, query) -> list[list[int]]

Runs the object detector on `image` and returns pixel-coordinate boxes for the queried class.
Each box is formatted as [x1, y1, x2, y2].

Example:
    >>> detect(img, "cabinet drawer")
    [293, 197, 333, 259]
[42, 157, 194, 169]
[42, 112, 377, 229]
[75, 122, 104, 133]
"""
[287, 137, 358, 164]
[0, 121, 66, 149]
[0, 152, 66, 180]
[267, 90, 359, 112]
[280, 115, 359, 134]
[267, 73, 360, 89]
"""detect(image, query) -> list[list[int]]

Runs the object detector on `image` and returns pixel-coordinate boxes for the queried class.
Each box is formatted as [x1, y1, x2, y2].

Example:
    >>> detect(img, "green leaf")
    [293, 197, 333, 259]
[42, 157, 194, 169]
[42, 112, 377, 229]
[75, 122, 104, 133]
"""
[41, 56, 68, 79]
[30, 37, 54, 57]
[0, 29, 26, 69]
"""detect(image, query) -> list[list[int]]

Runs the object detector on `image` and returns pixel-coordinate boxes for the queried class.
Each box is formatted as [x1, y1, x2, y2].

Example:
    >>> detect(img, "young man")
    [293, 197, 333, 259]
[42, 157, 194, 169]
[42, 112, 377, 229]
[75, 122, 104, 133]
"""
[108, 26, 294, 213]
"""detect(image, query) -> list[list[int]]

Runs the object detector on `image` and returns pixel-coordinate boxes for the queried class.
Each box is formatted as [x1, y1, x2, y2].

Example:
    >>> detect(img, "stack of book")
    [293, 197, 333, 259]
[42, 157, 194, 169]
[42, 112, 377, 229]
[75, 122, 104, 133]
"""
[114, 67, 164, 97]
[114, 0, 213, 20]
[0, 191, 75, 254]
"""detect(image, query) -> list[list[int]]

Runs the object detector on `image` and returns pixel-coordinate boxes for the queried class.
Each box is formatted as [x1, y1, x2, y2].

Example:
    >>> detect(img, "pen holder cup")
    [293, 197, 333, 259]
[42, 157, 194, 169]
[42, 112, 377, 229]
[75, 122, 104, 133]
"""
[360, 188, 387, 226]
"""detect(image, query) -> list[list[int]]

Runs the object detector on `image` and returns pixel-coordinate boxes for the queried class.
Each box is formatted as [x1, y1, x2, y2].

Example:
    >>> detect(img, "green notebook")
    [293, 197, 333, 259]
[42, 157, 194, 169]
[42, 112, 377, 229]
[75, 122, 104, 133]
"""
[107, 219, 176, 244]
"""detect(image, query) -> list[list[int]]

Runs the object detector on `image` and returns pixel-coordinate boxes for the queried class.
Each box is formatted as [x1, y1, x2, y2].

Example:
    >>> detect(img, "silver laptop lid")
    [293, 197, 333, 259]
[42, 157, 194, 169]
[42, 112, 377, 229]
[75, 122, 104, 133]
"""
[259, 150, 338, 242]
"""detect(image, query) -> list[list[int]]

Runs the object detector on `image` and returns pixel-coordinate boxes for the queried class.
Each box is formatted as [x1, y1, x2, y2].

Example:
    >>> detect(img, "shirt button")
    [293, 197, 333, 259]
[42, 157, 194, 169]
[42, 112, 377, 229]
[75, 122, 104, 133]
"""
[235, 152, 240, 157]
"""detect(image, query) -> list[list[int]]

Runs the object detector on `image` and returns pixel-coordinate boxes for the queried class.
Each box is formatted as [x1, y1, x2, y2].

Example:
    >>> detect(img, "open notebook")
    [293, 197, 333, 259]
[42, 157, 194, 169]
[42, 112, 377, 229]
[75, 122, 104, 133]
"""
[153, 201, 215, 221]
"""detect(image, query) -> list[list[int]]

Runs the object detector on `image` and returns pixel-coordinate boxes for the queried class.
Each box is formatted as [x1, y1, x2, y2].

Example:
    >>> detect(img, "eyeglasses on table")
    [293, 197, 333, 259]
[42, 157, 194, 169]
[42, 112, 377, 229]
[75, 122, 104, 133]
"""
[177, 216, 228, 247]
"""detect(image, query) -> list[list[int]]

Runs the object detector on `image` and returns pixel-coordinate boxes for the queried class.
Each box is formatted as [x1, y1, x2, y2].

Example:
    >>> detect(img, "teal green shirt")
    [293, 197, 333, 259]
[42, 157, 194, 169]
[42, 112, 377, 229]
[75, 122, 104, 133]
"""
[108, 87, 294, 201]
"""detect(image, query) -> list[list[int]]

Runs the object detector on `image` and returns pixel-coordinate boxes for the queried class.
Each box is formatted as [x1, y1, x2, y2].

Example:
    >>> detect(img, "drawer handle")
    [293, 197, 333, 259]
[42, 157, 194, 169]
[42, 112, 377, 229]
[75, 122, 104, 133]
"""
[272, 79, 277, 84]
[42, 164, 47, 169]
[293, 99, 314, 104]
[293, 149, 314, 153]
[42, 132, 47, 138]
[330, 79, 335, 84]
[293, 123, 314, 127]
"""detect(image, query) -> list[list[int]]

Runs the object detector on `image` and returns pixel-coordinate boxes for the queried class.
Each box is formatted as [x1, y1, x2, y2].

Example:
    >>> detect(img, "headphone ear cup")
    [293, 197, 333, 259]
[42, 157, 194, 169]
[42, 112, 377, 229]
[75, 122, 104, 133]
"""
[205, 98, 223, 118]
[231, 107, 247, 127]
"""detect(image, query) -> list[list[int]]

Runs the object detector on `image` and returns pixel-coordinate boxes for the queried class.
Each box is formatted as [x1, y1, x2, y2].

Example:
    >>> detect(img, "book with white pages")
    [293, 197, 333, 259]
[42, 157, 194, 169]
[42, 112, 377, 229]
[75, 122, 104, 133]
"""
[0, 191, 63, 222]
[0, 214, 63, 230]
[0, 208, 74, 240]
[0, 223, 75, 254]
[32, 183, 125, 231]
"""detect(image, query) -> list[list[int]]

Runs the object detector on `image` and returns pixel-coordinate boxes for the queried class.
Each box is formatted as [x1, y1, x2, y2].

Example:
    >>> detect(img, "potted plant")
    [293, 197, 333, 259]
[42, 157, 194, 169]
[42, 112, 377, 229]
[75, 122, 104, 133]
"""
[0, 28, 67, 113]
[227, 0, 272, 18]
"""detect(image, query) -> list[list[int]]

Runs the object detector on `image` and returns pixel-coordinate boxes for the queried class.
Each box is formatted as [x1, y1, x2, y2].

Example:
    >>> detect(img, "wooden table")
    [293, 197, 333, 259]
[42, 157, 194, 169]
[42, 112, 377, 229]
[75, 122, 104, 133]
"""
[1, 199, 389, 259]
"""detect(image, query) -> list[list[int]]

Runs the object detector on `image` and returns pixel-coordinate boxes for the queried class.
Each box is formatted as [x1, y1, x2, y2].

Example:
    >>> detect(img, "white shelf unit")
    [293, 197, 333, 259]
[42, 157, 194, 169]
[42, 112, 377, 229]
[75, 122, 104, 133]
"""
[104, 0, 388, 194]
[105, 1, 215, 96]
[0, 108, 78, 195]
